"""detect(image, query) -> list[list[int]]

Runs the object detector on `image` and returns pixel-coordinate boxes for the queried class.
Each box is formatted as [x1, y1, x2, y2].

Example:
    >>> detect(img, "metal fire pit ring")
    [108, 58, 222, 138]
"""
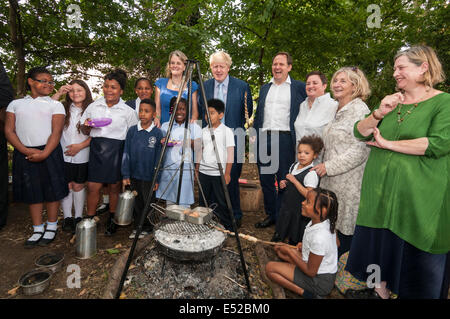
[154, 219, 226, 262]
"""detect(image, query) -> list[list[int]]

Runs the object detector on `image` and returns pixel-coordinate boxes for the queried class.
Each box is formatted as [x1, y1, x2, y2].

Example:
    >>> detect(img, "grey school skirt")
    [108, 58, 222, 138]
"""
[294, 267, 336, 296]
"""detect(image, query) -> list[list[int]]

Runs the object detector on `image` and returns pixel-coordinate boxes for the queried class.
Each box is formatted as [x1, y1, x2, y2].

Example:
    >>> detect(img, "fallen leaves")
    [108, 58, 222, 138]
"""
[8, 286, 19, 296]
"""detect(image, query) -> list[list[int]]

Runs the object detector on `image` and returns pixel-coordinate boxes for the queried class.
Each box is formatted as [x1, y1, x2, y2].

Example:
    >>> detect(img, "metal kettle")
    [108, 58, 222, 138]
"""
[114, 185, 137, 226]
[75, 218, 97, 259]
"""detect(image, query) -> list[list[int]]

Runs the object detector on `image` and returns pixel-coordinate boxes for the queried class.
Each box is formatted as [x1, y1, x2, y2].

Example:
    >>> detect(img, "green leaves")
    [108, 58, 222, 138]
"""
[1, 0, 447, 103]
[106, 248, 120, 255]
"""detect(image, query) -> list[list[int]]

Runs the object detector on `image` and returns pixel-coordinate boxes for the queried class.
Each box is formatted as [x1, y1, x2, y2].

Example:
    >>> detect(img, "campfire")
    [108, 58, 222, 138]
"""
[125, 231, 253, 299]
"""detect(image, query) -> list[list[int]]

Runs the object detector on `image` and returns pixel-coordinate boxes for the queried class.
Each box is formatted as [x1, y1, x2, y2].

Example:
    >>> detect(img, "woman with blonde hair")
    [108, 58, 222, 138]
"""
[154, 50, 199, 126]
[311, 66, 371, 257]
[346, 45, 449, 299]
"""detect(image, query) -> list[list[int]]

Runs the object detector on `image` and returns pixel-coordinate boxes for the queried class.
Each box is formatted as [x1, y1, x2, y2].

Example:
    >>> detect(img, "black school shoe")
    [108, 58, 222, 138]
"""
[104, 214, 117, 236]
[271, 232, 283, 242]
[62, 217, 74, 233]
[255, 217, 275, 228]
[345, 288, 383, 299]
[38, 229, 58, 247]
[24, 231, 45, 248]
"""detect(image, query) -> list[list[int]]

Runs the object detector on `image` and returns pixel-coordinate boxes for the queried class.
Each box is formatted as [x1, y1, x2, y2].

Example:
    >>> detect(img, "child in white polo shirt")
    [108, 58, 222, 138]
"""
[265, 188, 339, 298]
[195, 99, 235, 230]
[5, 66, 68, 247]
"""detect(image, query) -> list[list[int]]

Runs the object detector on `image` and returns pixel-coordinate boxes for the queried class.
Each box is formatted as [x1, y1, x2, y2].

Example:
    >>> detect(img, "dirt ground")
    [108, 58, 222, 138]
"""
[0, 163, 345, 300]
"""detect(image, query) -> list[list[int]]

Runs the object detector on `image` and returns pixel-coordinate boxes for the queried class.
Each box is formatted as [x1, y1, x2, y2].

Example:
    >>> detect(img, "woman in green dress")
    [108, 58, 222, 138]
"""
[346, 45, 449, 299]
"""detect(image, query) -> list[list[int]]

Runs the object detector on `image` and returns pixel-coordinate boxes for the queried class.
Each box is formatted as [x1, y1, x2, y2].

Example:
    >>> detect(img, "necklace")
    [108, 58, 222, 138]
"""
[171, 79, 182, 89]
[396, 103, 418, 123]
[396, 90, 429, 123]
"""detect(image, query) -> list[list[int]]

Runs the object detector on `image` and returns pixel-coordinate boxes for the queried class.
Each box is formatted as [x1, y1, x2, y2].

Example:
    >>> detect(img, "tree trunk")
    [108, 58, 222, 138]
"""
[258, 46, 265, 87]
[8, 0, 26, 97]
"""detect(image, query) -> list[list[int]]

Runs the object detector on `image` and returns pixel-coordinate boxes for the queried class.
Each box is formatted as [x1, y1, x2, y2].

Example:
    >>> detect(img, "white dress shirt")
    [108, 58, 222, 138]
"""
[6, 95, 66, 147]
[80, 97, 138, 140]
[214, 75, 229, 123]
[294, 93, 338, 142]
[262, 75, 292, 131]
[60, 104, 90, 163]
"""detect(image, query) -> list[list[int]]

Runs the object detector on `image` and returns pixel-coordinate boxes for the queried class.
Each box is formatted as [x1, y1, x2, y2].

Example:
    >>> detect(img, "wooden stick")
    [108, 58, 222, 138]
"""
[223, 274, 246, 289]
[210, 225, 298, 250]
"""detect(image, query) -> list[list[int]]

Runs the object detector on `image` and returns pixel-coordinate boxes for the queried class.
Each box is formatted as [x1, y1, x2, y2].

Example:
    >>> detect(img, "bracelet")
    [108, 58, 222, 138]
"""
[372, 110, 384, 121]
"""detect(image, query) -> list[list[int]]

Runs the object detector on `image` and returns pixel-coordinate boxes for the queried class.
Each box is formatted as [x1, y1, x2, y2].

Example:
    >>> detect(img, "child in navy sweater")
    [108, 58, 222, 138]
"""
[122, 99, 162, 238]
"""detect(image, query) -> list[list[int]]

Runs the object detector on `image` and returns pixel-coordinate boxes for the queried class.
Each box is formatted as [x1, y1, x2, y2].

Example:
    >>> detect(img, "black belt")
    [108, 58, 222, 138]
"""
[266, 130, 291, 135]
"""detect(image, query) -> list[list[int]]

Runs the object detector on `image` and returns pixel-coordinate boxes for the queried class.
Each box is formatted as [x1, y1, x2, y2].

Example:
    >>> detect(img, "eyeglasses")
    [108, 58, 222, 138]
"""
[33, 79, 56, 86]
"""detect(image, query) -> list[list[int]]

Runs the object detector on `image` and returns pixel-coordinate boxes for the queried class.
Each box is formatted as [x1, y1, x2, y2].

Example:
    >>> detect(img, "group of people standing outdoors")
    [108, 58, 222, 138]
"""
[0, 44, 448, 299]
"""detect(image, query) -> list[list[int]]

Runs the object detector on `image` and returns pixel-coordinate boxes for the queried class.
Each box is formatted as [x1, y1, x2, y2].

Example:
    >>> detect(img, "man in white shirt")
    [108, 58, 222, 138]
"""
[253, 52, 307, 228]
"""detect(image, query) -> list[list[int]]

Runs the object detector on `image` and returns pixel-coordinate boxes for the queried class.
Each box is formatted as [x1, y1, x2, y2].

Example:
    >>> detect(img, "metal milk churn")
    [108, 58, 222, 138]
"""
[114, 186, 137, 226]
[75, 218, 97, 259]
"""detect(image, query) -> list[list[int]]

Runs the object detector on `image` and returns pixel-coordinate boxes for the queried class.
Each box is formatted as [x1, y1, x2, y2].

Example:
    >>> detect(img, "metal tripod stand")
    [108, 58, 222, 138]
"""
[115, 59, 251, 298]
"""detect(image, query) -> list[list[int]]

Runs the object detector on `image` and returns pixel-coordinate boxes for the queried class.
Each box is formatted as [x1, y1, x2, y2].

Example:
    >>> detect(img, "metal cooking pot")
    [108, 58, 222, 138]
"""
[114, 186, 137, 226]
[76, 218, 97, 259]
[18, 269, 52, 296]
[35, 252, 64, 273]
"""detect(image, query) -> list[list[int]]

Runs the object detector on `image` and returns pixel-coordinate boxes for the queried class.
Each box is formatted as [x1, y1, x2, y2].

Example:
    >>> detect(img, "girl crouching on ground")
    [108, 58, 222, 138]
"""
[266, 188, 338, 298]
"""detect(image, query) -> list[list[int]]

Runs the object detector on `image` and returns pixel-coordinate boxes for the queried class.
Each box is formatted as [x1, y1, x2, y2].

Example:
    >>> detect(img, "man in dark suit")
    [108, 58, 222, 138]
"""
[199, 51, 253, 228]
[0, 59, 14, 231]
[253, 52, 306, 229]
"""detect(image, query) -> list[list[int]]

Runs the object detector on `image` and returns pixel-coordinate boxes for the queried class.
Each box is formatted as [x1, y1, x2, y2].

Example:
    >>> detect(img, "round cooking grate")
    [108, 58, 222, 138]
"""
[155, 219, 218, 235]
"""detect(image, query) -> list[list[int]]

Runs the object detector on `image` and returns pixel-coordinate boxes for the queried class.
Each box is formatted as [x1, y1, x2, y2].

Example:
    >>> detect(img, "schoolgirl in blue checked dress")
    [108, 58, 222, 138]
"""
[80, 69, 138, 235]
[5, 67, 69, 247]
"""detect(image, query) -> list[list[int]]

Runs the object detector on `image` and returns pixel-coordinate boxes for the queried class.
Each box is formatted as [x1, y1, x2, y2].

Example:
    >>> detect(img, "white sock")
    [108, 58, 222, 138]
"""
[43, 221, 58, 240]
[103, 194, 109, 204]
[61, 190, 74, 219]
[73, 188, 86, 218]
[29, 224, 45, 241]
